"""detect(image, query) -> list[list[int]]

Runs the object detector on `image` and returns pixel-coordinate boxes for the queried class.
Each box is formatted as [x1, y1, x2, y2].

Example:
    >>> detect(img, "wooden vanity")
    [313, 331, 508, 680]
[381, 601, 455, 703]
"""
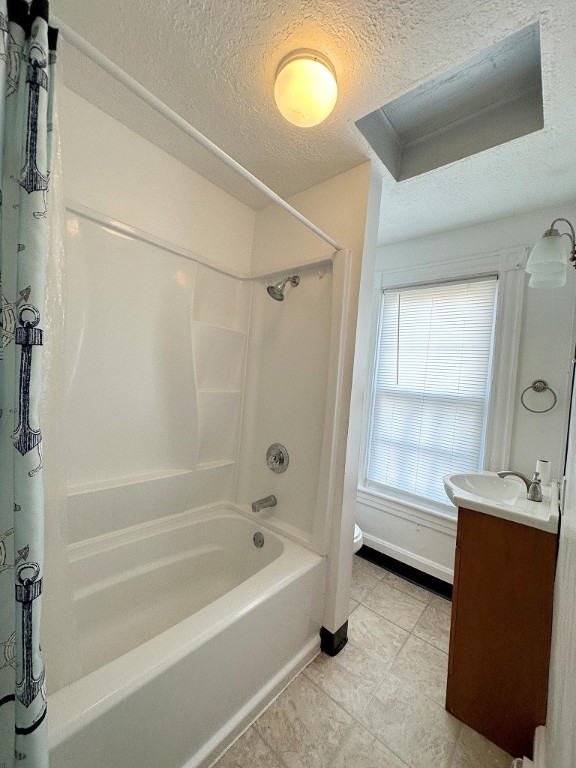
[446, 502, 558, 758]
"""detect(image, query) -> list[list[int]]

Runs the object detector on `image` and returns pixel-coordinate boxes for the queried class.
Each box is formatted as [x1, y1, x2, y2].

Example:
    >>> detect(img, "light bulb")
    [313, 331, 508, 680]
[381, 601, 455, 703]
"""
[274, 50, 337, 128]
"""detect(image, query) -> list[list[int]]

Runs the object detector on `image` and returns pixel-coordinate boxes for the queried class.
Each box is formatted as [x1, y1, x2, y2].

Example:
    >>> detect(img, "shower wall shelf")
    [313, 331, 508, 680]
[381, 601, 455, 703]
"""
[197, 389, 242, 394]
[191, 321, 247, 333]
[197, 460, 236, 471]
[66, 468, 195, 496]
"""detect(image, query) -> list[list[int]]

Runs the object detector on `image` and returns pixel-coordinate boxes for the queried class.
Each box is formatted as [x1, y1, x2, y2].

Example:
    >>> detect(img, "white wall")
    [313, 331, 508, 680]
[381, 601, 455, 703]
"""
[251, 164, 376, 274]
[246, 163, 383, 632]
[59, 87, 257, 537]
[63, 215, 253, 542]
[59, 87, 255, 275]
[376, 201, 576, 479]
[237, 264, 334, 545]
[358, 201, 576, 581]
[49, 87, 380, 678]
[44, 88, 257, 693]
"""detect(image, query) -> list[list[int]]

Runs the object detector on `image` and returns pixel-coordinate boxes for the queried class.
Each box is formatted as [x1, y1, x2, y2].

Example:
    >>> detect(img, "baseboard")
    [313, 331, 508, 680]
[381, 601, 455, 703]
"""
[357, 545, 453, 599]
[362, 532, 454, 584]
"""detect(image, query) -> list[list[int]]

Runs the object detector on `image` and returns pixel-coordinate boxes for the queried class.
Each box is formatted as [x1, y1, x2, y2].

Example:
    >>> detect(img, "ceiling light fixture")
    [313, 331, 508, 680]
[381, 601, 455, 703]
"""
[274, 49, 337, 128]
[526, 218, 575, 289]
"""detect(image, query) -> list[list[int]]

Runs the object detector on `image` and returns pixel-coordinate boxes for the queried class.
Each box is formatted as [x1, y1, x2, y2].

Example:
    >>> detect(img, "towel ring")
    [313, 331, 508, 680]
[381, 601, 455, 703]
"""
[520, 379, 557, 414]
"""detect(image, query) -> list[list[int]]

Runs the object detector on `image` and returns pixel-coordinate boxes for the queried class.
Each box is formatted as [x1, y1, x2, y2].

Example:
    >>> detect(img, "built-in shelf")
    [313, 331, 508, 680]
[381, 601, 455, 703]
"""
[191, 319, 247, 336]
[67, 468, 195, 496]
[197, 389, 242, 395]
[197, 460, 235, 471]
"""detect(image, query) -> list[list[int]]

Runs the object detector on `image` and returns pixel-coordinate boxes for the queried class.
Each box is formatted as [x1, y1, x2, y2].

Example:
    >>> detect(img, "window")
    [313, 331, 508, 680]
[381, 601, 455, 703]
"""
[365, 276, 498, 506]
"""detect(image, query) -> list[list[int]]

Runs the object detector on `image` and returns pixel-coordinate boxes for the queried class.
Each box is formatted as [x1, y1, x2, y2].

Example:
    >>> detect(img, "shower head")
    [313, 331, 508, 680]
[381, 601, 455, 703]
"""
[266, 275, 300, 301]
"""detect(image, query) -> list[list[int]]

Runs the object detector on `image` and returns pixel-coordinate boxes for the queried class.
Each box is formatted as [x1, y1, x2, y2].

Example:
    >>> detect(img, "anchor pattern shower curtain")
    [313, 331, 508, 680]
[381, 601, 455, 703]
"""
[0, 1, 57, 766]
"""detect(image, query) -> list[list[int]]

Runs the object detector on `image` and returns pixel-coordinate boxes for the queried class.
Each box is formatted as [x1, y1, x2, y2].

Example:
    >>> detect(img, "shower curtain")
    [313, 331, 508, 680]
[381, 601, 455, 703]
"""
[0, 1, 57, 766]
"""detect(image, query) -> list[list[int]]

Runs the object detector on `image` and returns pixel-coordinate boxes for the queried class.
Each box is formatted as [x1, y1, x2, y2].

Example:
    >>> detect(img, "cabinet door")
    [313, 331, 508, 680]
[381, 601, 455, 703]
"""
[446, 507, 556, 758]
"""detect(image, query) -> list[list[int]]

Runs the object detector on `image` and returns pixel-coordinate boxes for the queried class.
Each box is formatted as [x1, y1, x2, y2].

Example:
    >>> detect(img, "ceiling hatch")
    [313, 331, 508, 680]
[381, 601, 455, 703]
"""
[356, 23, 543, 182]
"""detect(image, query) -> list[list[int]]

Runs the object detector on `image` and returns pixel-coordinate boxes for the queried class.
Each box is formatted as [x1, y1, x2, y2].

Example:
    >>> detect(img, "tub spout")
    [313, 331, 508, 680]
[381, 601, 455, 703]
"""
[251, 495, 277, 513]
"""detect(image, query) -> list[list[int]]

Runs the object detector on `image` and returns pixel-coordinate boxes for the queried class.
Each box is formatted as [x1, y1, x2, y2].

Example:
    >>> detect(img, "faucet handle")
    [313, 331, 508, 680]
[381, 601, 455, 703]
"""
[266, 443, 289, 473]
[267, 454, 280, 470]
[527, 472, 543, 502]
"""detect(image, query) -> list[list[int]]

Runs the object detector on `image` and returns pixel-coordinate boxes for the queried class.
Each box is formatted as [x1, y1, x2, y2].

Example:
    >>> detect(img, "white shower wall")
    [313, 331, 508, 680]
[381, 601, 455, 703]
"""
[59, 86, 256, 541]
[237, 265, 333, 545]
[249, 164, 383, 631]
[64, 214, 252, 541]
[59, 89, 255, 275]
[51, 86, 379, 686]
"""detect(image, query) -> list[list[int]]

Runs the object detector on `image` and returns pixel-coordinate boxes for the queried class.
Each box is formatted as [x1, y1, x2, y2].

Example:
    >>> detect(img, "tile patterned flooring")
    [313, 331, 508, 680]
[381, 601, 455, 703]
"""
[214, 555, 513, 768]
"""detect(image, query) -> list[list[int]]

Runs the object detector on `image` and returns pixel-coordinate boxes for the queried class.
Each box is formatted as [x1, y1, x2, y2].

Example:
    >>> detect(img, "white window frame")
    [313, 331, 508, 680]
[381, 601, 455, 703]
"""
[359, 247, 527, 518]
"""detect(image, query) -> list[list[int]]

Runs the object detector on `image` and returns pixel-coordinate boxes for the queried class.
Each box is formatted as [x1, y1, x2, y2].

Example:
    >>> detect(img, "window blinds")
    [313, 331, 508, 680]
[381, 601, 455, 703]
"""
[366, 276, 498, 505]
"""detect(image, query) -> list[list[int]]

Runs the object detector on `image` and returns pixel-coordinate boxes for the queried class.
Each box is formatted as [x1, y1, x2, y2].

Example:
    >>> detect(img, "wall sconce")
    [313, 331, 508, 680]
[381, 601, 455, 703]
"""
[274, 49, 337, 128]
[526, 218, 576, 289]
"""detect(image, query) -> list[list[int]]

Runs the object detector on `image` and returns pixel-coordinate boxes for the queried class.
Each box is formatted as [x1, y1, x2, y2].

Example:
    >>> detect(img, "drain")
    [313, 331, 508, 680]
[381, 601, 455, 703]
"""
[253, 531, 264, 548]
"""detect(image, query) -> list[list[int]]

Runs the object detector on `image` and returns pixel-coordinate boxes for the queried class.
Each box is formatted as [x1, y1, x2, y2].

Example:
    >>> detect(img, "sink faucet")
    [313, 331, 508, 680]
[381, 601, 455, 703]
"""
[497, 471, 542, 502]
[251, 495, 277, 513]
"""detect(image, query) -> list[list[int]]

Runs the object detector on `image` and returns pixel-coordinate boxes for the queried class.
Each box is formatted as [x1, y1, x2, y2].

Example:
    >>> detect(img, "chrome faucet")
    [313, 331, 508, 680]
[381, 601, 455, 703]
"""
[251, 495, 277, 513]
[497, 471, 543, 502]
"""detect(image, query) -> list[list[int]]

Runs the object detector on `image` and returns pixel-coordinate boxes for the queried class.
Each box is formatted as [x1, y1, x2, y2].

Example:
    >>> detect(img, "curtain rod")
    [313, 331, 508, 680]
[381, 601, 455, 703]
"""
[50, 14, 344, 252]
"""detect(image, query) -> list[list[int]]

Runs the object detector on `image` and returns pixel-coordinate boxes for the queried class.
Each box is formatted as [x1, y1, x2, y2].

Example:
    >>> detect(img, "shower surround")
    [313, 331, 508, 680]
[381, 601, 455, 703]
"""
[43, 87, 376, 766]
[47, 201, 346, 768]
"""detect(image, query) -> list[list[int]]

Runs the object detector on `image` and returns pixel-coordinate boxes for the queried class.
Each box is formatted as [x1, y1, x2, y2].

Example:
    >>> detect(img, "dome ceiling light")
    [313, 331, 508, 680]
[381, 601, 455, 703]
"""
[274, 49, 337, 128]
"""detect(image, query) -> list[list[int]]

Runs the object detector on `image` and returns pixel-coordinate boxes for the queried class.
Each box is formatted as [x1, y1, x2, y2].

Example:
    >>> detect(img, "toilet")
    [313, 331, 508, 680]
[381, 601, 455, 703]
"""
[353, 524, 363, 553]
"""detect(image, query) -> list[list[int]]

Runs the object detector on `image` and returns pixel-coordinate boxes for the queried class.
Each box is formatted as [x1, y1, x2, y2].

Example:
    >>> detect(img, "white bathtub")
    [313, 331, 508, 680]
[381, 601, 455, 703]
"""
[48, 503, 324, 768]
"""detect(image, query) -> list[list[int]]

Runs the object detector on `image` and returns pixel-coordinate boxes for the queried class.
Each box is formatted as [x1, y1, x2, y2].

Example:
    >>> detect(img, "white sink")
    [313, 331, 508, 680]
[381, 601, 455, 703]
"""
[443, 472, 523, 506]
[443, 471, 559, 533]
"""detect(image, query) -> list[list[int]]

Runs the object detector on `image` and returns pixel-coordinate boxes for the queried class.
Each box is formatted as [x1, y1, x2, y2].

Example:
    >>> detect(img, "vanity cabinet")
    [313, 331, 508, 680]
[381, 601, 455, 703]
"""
[446, 506, 557, 758]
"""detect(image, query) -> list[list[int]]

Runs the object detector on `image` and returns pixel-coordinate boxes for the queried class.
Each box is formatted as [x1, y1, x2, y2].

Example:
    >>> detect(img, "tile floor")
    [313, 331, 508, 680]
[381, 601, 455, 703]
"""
[214, 555, 513, 768]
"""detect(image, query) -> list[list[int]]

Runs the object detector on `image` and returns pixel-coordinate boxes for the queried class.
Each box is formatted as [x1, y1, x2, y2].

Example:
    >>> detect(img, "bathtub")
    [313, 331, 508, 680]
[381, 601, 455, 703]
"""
[48, 503, 324, 768]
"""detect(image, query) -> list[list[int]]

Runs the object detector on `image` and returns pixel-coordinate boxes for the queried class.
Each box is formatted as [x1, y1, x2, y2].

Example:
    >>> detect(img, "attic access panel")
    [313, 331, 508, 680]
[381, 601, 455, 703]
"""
[356, 23, 543, 182]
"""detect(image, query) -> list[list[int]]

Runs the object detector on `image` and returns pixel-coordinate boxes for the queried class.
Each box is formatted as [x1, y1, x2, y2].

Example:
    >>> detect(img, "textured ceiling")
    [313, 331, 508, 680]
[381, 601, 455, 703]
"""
[51, 0, 576, 245]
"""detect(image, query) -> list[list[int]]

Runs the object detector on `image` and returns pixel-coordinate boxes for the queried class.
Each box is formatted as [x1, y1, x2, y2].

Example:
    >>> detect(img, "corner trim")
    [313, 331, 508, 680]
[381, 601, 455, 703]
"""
[320, 621, 348, 656]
